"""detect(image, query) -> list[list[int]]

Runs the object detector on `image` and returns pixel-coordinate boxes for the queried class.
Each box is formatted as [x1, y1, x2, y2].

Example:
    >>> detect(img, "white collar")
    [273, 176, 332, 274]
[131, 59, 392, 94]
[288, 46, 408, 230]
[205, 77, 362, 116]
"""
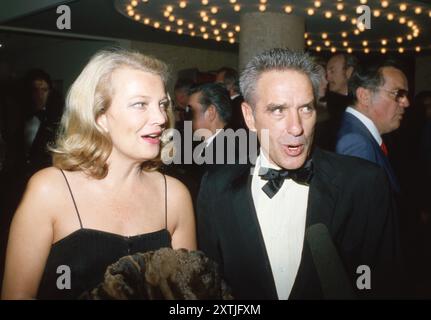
[346, 106, 382, 145]
[231, 94, 240, 100]
[205, 129, 223, 147]
[258, 148, 282, 170]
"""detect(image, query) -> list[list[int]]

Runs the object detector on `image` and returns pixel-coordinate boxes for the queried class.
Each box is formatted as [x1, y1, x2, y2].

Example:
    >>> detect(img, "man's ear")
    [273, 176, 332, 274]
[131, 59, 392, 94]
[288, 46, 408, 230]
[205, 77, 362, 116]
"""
[346, 66, 354, 79]
[96, 113, 109, 133]
[205, 105, 217, 122]
[356, 87, 371, 106]
[241, 102, 256, 132]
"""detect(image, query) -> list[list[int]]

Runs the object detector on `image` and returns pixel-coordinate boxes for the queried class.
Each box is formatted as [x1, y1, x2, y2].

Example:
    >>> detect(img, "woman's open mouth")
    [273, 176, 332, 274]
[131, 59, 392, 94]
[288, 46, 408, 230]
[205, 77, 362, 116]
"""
[141, 132, 162, 145]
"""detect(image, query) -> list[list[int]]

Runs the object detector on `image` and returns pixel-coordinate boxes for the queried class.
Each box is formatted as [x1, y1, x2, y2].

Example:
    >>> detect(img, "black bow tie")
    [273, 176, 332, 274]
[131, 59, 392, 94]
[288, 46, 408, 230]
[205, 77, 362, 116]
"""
[258, 159, 313, 198]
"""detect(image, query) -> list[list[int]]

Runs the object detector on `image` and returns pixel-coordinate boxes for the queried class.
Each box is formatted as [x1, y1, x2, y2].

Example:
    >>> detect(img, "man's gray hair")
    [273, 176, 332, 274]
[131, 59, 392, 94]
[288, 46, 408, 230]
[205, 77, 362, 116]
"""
[239, 48, 322, 108]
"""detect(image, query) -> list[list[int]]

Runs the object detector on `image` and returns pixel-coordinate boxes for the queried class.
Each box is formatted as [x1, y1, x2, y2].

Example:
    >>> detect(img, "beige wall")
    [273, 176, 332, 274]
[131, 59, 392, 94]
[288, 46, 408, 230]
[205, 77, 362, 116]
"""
[415, 55, 431, 94]
[4, 31, 238, 95]
[131, 41, 239, 92]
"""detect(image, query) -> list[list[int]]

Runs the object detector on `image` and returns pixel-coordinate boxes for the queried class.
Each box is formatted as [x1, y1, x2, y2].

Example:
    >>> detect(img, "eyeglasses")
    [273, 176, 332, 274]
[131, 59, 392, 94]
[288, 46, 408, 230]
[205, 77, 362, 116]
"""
[380, 88, 409, 103]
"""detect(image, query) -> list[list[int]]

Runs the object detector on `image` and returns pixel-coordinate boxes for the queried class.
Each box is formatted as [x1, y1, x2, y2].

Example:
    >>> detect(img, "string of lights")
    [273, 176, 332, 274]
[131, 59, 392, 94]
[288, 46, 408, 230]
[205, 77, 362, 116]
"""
[115, 0, 431, 53]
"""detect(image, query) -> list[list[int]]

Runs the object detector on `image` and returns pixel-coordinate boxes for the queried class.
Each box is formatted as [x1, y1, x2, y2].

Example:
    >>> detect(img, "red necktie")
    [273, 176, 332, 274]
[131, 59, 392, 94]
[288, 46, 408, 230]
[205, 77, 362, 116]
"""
[380, 142, 388, 156]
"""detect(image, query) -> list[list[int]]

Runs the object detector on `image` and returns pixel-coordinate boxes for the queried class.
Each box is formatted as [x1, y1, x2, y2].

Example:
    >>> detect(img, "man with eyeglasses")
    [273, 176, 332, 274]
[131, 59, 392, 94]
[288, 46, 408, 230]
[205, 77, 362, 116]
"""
[336, 61, 410, 192]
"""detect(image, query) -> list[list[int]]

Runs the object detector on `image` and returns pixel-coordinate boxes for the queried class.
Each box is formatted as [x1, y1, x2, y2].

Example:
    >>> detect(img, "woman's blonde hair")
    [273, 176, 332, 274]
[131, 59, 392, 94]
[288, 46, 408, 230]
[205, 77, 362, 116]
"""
[51, 48, 173, 178]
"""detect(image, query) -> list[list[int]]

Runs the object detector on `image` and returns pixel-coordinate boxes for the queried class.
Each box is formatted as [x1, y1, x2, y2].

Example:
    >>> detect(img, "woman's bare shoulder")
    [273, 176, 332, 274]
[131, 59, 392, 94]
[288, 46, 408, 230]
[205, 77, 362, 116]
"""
[27, 167, 66, 193]
[163, 174, 192, 202]
[21, 167, 75, 210]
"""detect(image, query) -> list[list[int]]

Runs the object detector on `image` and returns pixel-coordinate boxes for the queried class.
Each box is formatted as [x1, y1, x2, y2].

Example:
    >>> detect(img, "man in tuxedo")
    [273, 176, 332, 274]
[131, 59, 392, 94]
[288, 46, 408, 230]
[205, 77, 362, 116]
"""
[173, 78, 194, 130]
[336, 62, 410, 193]
[324, 54, 358, 150]
[326, 53, 357, 119]
[167, 83, 234, 202]
[216, 67, 246, 130]
[197, 49, 400, 299]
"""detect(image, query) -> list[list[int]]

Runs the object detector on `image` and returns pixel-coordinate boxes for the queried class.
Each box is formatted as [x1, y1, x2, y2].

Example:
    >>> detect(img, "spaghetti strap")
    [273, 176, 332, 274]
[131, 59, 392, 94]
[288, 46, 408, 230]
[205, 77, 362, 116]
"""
[163, 174, 167, 229]
[59, 169, 83, 229]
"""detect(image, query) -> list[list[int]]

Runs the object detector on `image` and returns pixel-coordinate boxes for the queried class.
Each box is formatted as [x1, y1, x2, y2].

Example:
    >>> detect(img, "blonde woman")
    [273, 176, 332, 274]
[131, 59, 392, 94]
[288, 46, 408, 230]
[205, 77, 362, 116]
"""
[2, 49, 196, 299]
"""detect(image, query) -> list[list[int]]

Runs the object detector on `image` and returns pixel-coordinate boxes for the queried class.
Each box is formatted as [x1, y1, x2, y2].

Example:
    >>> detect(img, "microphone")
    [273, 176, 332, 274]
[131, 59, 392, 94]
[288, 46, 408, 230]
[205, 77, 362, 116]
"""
[305, 223, 356, 299]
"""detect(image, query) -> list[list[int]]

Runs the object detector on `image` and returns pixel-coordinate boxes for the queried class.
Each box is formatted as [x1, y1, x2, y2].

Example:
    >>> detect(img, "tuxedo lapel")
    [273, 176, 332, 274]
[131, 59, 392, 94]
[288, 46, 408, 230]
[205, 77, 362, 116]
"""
[306, 149, 340, 228]
[290, 148, 340, 299]
[228, 166, 278, 299]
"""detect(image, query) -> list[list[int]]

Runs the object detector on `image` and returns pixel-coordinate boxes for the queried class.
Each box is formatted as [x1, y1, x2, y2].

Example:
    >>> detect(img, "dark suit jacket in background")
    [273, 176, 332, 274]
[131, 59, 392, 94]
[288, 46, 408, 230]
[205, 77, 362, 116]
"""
[228, 95, 246, 131]
[164, 128, 248, 204]
[336, 111, 400, 193]
[197, 148, 400, 299]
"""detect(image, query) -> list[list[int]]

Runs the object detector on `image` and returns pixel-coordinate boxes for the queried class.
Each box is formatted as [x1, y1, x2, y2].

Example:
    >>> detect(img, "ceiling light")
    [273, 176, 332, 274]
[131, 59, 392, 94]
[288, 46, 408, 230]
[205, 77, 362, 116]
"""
[325, 11, 332, 19]
[284, 6, 293, 14]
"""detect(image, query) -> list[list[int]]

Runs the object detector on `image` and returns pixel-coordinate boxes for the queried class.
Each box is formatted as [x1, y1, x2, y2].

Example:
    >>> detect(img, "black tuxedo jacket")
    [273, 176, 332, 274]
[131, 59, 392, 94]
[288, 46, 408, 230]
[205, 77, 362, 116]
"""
[197, 148, 401, 299]
[166, 128, 249, 203]
[228, 95, 246, 131]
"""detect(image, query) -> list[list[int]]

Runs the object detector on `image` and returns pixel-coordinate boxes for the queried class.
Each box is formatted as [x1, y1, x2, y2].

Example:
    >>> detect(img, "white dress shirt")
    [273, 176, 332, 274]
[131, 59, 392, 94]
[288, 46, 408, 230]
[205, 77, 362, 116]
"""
[251, 149, 310, 299]
[346, 106, 382, 145]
